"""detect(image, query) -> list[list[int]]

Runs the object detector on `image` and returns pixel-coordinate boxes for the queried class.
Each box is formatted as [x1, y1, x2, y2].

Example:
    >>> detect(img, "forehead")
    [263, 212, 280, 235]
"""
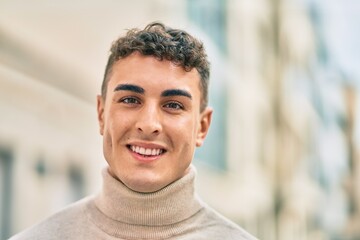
[108, 53, 201, 95]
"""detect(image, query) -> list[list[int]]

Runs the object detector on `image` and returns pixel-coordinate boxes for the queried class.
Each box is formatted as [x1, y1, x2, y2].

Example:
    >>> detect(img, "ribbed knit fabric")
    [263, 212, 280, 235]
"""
[9, 166, 257, 240]
[95, 166, 202, 226]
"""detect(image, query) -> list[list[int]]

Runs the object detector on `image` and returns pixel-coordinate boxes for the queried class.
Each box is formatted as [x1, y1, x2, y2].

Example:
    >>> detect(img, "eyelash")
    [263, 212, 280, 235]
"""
[119, 97, 140, 105]
[119, 97, 184, 111]
[163, 102, 184, 110]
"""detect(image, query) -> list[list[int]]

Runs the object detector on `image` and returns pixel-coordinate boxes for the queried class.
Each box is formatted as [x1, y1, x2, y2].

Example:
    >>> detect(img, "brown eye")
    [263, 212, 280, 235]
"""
[164, 102, 184, 110]
[121, 97, 140, 104]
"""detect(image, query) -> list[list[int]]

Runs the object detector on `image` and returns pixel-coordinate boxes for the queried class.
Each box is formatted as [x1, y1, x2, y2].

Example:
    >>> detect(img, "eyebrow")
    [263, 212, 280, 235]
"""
[113, 84, 192, 99]
[114, 84, 145, 94]
[161, 89, 192, 99]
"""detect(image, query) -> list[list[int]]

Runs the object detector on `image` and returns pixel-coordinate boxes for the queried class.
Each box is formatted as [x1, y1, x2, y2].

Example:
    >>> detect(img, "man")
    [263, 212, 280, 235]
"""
[10, 22, 257, 239]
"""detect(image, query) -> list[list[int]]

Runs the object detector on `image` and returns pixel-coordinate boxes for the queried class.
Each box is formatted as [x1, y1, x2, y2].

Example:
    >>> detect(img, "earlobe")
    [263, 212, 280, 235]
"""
[97, 95, 105, 135]
[196, 107, 213, 147]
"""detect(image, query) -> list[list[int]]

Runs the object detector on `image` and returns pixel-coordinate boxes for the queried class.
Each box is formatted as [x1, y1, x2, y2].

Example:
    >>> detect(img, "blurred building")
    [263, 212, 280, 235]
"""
[1, 0, 360, 240]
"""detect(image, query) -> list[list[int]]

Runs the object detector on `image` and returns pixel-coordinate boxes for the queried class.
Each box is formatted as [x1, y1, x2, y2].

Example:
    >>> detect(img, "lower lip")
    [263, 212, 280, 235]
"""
[128, 148, 163, 163]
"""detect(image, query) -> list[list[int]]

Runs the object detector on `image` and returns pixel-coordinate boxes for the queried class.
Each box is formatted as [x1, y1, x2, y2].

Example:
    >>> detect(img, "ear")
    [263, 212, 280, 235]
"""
[196, 107, 213, 147]
[97, 95, 105, 135]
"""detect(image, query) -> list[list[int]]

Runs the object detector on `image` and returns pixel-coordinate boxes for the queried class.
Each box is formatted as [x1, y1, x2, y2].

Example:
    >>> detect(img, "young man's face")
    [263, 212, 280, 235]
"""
[97, 53, 212, 193]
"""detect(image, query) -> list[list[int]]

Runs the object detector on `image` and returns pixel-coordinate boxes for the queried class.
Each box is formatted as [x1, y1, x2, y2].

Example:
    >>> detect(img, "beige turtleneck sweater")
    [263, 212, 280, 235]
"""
[10, 166, 257, 240]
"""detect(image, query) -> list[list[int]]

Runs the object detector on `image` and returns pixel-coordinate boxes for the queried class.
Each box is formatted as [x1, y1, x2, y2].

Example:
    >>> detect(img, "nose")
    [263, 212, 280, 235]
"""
[135, 103, 162, 135]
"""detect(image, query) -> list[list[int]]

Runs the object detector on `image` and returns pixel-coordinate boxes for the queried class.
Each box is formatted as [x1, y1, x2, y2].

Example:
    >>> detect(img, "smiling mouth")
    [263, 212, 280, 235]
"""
[127, 145, 166, 157]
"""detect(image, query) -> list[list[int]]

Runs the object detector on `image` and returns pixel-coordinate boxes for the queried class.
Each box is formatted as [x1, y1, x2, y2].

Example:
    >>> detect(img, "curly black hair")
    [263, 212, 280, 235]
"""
[101, 22, 210, 111]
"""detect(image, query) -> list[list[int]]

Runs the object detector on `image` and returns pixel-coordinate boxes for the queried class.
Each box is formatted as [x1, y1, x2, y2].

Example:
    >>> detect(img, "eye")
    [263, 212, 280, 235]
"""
[163, 102, 184, 110]
[120, 97, 140, 105]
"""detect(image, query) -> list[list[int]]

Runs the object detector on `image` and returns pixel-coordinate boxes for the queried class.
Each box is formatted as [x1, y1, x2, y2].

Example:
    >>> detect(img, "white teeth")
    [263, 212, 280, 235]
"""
[151, 149, 157, 155]
[130, 145, 164, 156]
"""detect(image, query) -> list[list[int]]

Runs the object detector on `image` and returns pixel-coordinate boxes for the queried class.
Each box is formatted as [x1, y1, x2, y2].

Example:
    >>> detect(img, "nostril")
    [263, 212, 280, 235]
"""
[135, 121, 162, 134]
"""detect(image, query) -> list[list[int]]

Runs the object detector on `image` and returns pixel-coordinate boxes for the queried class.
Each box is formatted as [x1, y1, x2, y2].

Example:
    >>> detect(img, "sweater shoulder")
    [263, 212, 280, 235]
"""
[9, 196, 93, 240]
[195, 204, 258, 240]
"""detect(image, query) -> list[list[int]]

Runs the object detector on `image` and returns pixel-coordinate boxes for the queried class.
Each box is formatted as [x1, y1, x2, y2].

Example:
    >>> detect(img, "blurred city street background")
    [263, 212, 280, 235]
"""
[1, 0, 360, 239]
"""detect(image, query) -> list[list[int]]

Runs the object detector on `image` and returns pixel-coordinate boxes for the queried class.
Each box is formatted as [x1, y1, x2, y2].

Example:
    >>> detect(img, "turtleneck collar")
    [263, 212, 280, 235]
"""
[93, 165, 203, 227]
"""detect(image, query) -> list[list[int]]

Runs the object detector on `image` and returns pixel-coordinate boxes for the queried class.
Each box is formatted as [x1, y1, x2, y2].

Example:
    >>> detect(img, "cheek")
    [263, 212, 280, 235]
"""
[177, 139, 196, 170]
[103, 131, 113, 165]
[103, 112, 125, 149]
[189, 116, 201, 139]
[106, 111, 130, 135]
[104, 131, 113, 148]
[170, 116, 199, 146]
